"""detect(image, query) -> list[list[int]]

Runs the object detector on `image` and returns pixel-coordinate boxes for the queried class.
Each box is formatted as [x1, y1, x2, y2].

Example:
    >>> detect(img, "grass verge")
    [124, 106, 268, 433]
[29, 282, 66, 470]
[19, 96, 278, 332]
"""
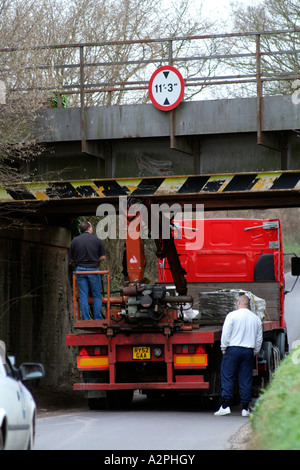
[249, 344, 300, 450]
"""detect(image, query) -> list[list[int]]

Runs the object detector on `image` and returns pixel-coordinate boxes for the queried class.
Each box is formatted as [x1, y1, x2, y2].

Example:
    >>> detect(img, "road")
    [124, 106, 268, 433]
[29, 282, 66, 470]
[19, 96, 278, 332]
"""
[35, 394, 248, 451]
[34, 275, 300, 451]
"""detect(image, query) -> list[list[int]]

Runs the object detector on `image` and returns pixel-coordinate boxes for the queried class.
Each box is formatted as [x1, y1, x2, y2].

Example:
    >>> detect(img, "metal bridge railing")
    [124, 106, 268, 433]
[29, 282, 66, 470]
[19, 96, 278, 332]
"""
[0, 29, 299, 151]
[1, 28, 299, 106]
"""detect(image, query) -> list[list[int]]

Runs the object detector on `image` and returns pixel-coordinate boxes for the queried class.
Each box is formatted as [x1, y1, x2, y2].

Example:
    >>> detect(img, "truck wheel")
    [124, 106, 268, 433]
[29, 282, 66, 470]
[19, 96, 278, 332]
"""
[0, 428, 4, 450]
[252, 375, 264, 397]
[275, 331, 286, 360]
[262, 341, 274, 384]
[106, 390, 134, 410]
[88, 398, 106, 410]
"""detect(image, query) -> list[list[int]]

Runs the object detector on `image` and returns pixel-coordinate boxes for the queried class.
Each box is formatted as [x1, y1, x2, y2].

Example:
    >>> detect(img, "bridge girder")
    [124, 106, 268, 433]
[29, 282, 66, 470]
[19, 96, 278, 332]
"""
[1, 171, 300, 216]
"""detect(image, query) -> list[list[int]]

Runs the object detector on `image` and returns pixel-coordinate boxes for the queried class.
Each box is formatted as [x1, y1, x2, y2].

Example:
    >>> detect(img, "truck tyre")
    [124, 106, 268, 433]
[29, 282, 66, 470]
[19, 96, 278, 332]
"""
[88, 398, 106, 410]
[106, 390, 134, 410]
[262, 341, 274, 384]
[275, 331, 286, 360]
[0, 428, 4, 450]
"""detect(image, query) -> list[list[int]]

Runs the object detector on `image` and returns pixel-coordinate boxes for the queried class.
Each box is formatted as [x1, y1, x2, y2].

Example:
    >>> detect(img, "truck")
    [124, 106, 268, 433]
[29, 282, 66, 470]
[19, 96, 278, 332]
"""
[66, 208, 299, 410]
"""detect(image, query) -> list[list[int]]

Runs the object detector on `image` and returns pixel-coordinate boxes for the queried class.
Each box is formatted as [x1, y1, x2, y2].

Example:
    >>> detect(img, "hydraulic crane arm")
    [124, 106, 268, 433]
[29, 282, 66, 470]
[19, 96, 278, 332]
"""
[124, 197, 187, 295]
[146, 199, 187, 295]
[154, 234, 187, 295]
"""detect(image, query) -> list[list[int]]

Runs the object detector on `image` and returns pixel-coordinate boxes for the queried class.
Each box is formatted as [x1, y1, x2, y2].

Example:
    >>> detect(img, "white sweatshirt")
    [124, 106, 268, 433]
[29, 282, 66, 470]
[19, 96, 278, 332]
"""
[221, 308, 263, 354]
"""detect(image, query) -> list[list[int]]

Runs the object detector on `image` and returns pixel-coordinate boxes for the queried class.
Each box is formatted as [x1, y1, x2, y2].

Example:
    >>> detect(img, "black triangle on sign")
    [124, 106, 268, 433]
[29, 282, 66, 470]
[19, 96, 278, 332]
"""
[163, 71, 169, 79]
[164, 98, 170, 105]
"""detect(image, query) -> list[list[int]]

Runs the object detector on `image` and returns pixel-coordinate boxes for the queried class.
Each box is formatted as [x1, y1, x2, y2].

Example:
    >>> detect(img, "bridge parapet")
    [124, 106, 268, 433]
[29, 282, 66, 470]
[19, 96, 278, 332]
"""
[2, 28, 300, 153]
[1, 30, 300, 193]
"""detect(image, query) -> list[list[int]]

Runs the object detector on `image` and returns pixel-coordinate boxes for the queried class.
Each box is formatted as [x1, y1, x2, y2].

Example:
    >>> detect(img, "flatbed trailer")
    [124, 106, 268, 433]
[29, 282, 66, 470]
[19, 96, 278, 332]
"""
[66, 217, 295, 409]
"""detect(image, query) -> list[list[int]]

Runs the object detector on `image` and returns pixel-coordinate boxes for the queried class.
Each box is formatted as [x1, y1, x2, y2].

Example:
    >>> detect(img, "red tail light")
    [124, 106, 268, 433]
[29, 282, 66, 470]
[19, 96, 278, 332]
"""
[173, 344, 205, 354]
[79, 346, 108, 356]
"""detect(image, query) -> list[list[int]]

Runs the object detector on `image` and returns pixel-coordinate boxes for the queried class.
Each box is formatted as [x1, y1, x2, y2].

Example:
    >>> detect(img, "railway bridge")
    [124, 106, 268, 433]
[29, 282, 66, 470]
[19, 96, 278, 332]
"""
[0, 29, 299, 385]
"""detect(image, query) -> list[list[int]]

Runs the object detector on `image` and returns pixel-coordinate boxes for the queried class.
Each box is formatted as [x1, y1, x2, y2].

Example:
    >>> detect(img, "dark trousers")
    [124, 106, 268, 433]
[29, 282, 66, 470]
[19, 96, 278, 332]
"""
[221, 346, 254, 408]
[76, 266, 103, 320]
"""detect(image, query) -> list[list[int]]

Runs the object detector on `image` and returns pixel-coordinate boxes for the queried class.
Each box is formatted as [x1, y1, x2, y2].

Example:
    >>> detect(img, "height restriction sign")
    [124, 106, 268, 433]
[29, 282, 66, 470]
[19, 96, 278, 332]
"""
[148, 65, 184, 111]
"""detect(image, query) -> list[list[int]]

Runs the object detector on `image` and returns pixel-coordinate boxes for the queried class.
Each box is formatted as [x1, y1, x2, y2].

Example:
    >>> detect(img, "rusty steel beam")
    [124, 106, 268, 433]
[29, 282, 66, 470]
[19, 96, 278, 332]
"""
[1, 27, 299, 54]
[1, 171, 300, 215]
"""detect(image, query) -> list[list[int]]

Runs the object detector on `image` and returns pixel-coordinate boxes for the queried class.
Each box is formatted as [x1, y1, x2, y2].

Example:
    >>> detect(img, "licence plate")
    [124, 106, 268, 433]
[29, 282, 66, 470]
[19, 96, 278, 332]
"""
[133, 346, 151, 360]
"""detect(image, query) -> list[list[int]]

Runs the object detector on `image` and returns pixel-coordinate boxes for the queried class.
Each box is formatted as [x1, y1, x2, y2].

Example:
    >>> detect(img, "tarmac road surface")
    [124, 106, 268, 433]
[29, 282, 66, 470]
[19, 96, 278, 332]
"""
[35, 394, 249, 451]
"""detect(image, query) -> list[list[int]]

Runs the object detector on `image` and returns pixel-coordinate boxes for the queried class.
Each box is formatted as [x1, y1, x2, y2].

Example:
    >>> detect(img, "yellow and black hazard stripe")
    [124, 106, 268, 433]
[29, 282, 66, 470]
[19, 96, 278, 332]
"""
[1, 171, 300, 202]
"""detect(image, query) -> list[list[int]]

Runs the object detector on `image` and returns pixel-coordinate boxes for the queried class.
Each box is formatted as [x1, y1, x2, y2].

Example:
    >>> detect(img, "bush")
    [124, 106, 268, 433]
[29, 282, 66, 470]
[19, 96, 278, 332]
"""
[250, 344, 300, 450]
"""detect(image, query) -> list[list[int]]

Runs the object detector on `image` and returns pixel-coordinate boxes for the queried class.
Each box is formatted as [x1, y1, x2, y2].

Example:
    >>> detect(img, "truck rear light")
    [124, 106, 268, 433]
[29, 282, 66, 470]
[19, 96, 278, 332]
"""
[173, 344, 205, 354]
[79, 346, 108, 356]
[173, 344, 207, 368]
[174, 354, 208, 368]
[153, 346, 163, 358]
[77, 346, 109, 370]
[77, 356, 109, 369]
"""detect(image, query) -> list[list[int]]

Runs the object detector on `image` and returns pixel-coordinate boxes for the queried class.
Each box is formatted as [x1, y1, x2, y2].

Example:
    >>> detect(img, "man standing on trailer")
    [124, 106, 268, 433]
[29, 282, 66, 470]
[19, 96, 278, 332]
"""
[69, 221, 106, 320]
[214, 294, 263, 417]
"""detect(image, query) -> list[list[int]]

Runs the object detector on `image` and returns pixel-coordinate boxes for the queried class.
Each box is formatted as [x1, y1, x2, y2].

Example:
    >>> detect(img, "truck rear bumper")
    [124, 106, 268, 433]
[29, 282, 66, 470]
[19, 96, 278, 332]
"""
[67, 329, 221, 393]
[73, 379, 210, 391]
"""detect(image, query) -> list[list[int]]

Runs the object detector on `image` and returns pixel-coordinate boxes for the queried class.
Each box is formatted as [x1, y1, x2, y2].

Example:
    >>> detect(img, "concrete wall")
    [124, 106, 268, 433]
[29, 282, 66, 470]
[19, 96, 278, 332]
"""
[0, 225, 76, 387]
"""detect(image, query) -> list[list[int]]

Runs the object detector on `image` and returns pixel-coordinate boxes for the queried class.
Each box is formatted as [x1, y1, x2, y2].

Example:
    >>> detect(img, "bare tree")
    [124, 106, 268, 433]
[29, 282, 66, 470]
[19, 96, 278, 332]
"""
[0, 0, 220, 107]
[225, 0, 300, 97]
[0, 0, 59, 187]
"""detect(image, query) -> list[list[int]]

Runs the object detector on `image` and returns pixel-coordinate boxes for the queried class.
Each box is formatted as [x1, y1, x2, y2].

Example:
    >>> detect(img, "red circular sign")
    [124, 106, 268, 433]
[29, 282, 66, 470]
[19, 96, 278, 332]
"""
[148, 66, 184, 111]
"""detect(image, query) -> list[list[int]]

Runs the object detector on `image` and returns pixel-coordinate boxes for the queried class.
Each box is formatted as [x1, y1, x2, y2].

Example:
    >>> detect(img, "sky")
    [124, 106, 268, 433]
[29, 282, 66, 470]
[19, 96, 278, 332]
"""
[201, 0, 260, 17]
[160, 0, 262, 34]
[187, 0, 261, 29]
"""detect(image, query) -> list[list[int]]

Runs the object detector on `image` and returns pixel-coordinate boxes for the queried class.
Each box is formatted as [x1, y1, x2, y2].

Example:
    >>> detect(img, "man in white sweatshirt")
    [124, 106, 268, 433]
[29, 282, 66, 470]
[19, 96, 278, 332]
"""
[214, 294, 263, 417]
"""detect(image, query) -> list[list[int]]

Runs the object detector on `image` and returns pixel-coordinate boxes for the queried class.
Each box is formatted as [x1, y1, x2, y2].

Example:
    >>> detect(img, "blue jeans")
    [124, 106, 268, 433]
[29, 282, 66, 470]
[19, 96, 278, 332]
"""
[76, 267, 103, 320]
[221, 346, 254, 407]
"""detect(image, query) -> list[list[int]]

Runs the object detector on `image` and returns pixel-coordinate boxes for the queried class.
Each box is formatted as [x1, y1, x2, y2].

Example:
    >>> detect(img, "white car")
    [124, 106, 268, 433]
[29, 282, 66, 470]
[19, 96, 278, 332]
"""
[0, 342, 44, 450]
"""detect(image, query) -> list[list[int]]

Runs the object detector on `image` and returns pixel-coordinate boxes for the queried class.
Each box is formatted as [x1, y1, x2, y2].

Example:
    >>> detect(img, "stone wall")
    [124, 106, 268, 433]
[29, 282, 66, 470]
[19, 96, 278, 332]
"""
[0, 225, 77, 387]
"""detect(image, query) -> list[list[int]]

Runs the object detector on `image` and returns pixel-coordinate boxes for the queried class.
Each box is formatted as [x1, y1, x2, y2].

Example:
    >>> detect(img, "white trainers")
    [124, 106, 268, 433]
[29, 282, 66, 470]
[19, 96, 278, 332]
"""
[214, 406, 231, 416]
[241, 409, 251, 417]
